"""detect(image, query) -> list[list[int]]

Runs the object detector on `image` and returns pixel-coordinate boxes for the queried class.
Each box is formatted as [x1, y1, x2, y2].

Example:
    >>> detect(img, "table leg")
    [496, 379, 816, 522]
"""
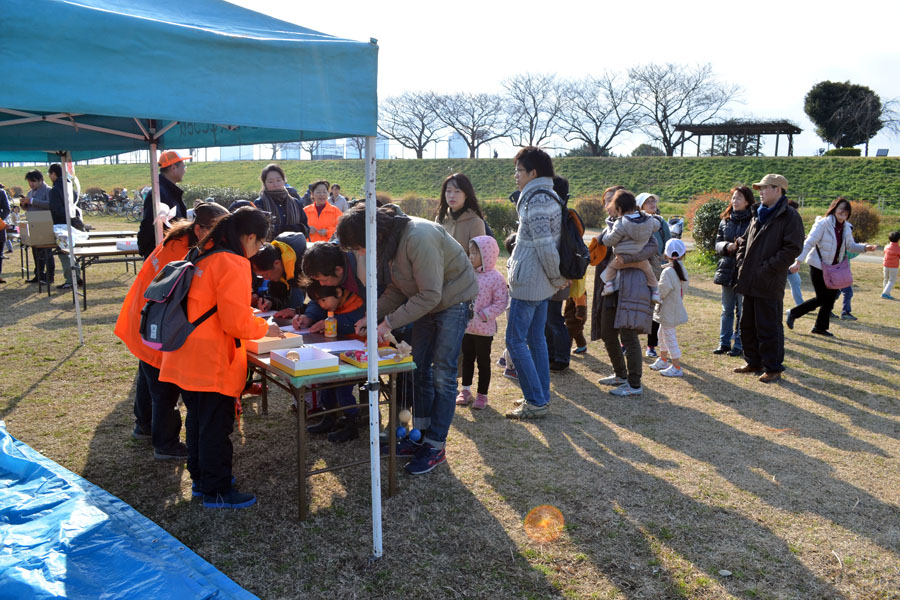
[295, 385, 308, 521]
[21, 243, 27, 279]
[389, 374, 397, 497]
[81, 259, 87, 308]
[260, 367, 268, 415]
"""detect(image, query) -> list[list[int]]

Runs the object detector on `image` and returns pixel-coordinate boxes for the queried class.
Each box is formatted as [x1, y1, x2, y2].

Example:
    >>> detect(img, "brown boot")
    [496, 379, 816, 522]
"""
[733, 364, 763, 374]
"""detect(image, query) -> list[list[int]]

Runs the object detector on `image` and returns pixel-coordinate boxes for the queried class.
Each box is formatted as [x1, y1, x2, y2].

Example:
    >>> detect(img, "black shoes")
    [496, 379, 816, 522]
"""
[549, 361, 569, 372]
[727, 348, 744, 357]
[327, 415, 359, 443]
[306, 413, 338, 434]
[811, 328, 835, 337]
[786, 311, 796, 330]
[712, 346, 730, 355]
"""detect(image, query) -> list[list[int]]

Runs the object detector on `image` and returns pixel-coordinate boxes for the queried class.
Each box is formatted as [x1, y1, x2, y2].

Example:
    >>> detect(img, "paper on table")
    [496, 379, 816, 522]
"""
[280, 324, 311, 334]
[305, 339, 366, 353]
[253, 309, 276, 319]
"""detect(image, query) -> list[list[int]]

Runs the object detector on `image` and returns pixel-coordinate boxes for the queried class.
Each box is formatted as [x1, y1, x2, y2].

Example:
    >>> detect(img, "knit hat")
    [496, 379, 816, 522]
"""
[635, 193, 659, 210]
[664, 238, 686, 259]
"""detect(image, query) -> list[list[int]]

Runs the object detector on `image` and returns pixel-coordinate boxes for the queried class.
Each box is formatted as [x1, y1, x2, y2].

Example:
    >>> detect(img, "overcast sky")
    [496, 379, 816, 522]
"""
[228, 0, 900, 158]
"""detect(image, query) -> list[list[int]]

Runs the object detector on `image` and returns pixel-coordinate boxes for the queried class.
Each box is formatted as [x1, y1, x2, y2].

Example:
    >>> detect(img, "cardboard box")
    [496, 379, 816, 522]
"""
[270, 346, 340, 377]
[246, 332, 304, 354]
[19, 211, 56, 246]
[115, 239, 139, 251]
[340, 348, 414, 368]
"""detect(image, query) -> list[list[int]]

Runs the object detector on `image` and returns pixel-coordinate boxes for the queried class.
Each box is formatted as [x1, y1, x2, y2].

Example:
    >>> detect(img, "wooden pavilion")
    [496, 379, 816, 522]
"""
[674, 120, 802, 157]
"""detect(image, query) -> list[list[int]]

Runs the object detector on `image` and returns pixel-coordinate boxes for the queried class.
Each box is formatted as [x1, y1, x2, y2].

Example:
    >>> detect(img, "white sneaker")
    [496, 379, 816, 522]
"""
[649, 358, 671, 371]
[598, 374, 627, 386]
[610, 383, 643, 396]
[601, 282, 615, 296]
[660, 365, 684, 377]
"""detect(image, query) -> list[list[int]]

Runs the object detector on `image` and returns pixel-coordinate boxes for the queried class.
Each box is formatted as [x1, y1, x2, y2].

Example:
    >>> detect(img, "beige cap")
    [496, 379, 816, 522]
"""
[752, 174, 788, 190]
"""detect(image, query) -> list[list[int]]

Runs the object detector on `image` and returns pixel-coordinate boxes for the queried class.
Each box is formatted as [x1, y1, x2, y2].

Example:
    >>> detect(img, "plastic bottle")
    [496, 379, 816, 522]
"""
[324, 311, 337, 338]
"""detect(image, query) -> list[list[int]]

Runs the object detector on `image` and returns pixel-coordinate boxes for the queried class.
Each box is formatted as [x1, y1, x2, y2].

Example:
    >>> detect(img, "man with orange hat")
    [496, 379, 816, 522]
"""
[137, 150, 192, 257]
[733, 174, 804, 383]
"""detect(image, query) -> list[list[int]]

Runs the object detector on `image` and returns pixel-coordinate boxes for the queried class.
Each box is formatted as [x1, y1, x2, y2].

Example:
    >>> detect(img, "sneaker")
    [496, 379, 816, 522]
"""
[405, 443, 446, 475]
[573, 345, 587, 354]
[131, 428, 151, 441]
[202, 488, 256, 509]
[513, 398, 526, 406]
[660, 365, 684, 377]
[154, 443, 188, 460]
[609, 383, 642, 396]
[601, 281, 615, 296]
[785, 311, 795, 330]
[650, 291, 661, 305]
[496, 356, 507, 367]
[727, 348, 743, 357]
[503, 368, 518, 380]
[645, 347, 658, 358]
[396, 436, 423, 457]
[455, 389, 473, 406]
[840, 313, 857, 321]
[57, 282, 73, 290]
[649, 358, 671, 371]
[505, 402, 549, 419]
[882, 293, 894, 300]
[192, 476, 236, 498]
[598, 374, 627, 386]
[472, 394, 488, 410]
[711, 346, 730, 355]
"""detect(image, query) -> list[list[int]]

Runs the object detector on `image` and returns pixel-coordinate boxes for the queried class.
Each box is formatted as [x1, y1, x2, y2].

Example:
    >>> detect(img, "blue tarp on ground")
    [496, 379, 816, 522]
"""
[0, 422, 257, 600]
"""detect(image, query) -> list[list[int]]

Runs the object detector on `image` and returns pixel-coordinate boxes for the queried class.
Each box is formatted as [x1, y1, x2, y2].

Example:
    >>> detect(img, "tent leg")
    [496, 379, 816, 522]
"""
[60, 151, 84, 346]
[149, 136, 163, 247]
[364, 136, 383, 560]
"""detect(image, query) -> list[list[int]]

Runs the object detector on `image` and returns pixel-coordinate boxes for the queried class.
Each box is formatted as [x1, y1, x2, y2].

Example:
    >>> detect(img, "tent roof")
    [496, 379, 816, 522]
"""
[0, 0, 378, 158]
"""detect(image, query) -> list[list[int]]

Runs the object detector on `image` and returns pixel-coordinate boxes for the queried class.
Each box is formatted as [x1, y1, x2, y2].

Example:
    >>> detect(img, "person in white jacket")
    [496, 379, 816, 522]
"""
[649, 239, 689, 377]
[786, 197, 876, 336]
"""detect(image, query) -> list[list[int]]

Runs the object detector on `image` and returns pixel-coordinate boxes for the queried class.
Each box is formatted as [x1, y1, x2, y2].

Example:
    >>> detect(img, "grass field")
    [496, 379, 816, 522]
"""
[2, 155, 900, 206]
[1, 215, 899, 599]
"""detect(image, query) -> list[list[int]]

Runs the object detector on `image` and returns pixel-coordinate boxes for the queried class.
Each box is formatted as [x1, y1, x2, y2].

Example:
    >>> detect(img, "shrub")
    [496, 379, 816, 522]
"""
[182, 185, 252, 207]
[824, 148, 861, 157]
[396, 194, 437, 219]
[84, 186, 106, 197]
[691, 198, 728, 253]
[481, 199, 518, 242]
[848, 201, 880, 243]
[573, 196, 607, 228]
[685, 190, 731, 225]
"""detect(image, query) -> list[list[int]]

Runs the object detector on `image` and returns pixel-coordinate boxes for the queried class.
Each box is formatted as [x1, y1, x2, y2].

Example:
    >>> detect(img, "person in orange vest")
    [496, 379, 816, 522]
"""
[115, 202, 228, 460]
[158, 206, 282, 509]
[303, 180, 343, 242]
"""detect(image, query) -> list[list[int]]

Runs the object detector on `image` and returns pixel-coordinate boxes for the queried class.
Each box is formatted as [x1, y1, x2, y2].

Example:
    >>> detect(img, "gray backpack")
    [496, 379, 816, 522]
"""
[139, 247, 233, 351]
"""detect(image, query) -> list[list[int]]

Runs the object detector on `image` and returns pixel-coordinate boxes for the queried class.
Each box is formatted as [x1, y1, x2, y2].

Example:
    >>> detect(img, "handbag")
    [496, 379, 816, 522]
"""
[816, 246, 853, 290]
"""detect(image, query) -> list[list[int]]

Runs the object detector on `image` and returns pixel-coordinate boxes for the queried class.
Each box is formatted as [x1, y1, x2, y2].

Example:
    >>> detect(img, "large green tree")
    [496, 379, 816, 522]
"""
[804, 81, 883, 155]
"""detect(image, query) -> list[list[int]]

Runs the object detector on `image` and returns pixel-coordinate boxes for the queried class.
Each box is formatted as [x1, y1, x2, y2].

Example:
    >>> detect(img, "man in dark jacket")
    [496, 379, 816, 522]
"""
[137, 150, 190, 257]
[47, 163, 85, 289]
[734, 174, 804, 383]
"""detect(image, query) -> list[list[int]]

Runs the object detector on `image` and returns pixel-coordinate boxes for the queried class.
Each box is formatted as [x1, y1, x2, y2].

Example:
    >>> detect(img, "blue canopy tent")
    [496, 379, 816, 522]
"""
[0, 0, 389, 567]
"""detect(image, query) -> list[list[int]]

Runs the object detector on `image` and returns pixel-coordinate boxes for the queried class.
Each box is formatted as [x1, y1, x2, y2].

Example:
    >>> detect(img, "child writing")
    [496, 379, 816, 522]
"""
[600, 190, 661, 304]
[883, 231, 900, 300]
[292, 279, 365, 442]
[649, 239, 689, 377]
[457, 235, 508, 409]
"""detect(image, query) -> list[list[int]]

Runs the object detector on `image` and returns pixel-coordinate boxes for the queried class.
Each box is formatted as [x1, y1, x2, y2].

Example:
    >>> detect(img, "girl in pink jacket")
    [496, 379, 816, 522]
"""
[457, 235, 509, 409]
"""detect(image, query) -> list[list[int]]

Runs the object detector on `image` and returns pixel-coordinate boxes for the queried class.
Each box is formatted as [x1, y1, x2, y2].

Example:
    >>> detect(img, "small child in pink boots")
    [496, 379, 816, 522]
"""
[457, 235, 508, 409]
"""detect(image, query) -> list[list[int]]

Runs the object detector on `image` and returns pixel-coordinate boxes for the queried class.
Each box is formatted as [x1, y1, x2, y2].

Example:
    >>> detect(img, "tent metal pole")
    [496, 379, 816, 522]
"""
[149, 132, 163, 247]
[60, 151, 84, 345]
[364, 135, 383, 559]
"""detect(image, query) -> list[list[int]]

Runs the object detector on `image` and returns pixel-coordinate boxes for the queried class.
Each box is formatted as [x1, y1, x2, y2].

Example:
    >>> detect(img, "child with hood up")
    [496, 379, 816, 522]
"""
[457, 235, 508, 409]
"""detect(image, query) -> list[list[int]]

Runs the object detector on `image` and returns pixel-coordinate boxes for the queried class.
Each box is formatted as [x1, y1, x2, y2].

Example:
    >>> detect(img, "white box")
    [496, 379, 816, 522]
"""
[115, 239, 138, 251]
[270, 346, 340, 377]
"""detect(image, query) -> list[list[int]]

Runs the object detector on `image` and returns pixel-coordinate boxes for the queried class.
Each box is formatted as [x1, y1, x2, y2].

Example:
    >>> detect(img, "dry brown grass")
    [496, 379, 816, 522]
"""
[2, 216, 899, 599]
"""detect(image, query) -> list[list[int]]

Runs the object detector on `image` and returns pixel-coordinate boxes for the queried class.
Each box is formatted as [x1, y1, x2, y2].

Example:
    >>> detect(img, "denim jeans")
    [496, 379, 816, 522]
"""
[410, 302, 469, 448]
[786, 271, 804, 306]
[719, 286, 743, 351]
[840, 285, 853, 314]
[506, 298, 551, 406]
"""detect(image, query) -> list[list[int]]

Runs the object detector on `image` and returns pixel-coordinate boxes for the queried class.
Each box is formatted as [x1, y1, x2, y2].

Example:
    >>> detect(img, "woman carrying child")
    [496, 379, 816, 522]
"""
[600, 191, 661, 305]
[649, 239, 690, 377]
[457, 235, 508, 410]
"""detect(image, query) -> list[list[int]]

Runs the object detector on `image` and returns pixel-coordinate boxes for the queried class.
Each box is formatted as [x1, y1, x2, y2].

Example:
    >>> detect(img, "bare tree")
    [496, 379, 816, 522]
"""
[300, 139, 321, 160]
[344, 137, 366, 159]
[430, 93, 511, 158]
[503, 73, 564, 148]
[378, 92, 444, 159]
[558, 73, 641, 157]
[629, 63, 740, 156]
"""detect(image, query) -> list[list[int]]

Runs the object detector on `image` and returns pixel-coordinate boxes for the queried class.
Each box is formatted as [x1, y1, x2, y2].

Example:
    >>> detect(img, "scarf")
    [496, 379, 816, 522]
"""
[757, 196, 784, 225]
[450, 206, 467, 220]
[730, 208, 751, 223]
[257, 189, 302, 230]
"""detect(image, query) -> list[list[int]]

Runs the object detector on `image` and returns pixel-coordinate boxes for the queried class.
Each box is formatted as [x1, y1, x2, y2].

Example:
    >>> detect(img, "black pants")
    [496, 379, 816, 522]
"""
[461, 333, 493, 395]
[181, 390, 236, 496]
[647, 320, 660, 348]
[563, 297, 587, 348]
[32, 246, 55, 280]
[544, 300, 571, 365]
[599, 292, 642, 388]
[741, 295, 785, 373]
[789, 266, 840, 331]
[138, 361, 183, 452]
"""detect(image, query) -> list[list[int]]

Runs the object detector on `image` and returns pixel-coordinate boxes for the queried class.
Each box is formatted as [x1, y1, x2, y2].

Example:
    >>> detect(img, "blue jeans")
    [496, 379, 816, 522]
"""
[840, 285, 853, 314]
[410, 302, 469, 448]
[786, 271, 803, 306]
[719, 286, 743, 351]
[506, 298, 550, 406]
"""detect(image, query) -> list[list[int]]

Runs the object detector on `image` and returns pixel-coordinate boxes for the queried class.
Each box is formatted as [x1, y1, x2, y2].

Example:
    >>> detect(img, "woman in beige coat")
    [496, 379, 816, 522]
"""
[436, 173, 486, 250]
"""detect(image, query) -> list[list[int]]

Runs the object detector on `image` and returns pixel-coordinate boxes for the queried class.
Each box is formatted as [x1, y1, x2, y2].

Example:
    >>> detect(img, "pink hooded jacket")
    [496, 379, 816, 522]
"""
[466, 235, 509, 336]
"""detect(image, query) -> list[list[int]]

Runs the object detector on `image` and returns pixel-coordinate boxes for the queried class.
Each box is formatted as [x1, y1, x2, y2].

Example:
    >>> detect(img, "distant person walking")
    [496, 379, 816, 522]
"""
[712, 186, 755, 357]
[882, 231, 900, 299]
[786, 196, 877, 337]
[733, 174, 804, 383]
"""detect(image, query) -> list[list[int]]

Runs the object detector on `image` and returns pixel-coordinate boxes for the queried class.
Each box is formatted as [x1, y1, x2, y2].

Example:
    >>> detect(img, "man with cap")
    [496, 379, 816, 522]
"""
[137, 150, 191, 258]
[733, 174, 804, 383]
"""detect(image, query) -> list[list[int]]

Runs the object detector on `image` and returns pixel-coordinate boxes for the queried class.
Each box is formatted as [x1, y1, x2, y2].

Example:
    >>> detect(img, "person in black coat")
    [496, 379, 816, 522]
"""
[137, 151, 190, 258]
[712, 186, 754, 356]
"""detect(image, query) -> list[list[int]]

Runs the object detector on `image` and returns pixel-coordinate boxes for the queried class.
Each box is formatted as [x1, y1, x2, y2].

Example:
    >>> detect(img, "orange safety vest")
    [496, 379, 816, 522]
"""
[158, 251, 268, 397]
[114, 236, 191, 368]
[303, 202, 342, 243]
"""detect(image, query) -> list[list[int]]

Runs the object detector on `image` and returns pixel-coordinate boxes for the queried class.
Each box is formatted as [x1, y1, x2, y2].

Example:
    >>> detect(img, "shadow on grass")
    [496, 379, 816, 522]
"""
[0, 346, 81, 420]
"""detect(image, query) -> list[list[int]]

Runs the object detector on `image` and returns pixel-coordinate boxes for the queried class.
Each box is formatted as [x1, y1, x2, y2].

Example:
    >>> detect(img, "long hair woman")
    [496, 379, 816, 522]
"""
[712, 186, 755, 356]
[254, 163, 308, 240]
[786, 197, 876, 337]
[435, 173, 485, 249]
[158, 206, 283, 508]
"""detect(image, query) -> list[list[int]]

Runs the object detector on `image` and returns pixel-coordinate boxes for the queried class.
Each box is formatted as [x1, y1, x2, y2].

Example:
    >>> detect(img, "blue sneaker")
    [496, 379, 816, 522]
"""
[202, 488, 256, 509]
[645, 347, 658, 358]
[192, 476, 236, 498]
[405, 443, 445, 475]
[380, 436, 422, 458]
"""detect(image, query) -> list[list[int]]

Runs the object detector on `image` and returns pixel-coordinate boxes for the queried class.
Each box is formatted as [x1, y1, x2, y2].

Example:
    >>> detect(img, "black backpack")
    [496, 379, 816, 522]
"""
[555, 199, 590, 280]
[139, 247, 233, 351]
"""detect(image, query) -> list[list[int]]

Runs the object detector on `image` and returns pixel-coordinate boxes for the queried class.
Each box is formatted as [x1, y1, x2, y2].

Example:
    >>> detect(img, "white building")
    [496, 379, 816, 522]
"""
[448, 132, 468, 159]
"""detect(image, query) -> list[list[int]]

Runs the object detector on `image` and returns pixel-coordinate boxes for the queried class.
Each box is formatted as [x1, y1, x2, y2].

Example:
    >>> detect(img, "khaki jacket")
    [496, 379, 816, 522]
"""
[438, 208, 485, 250]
